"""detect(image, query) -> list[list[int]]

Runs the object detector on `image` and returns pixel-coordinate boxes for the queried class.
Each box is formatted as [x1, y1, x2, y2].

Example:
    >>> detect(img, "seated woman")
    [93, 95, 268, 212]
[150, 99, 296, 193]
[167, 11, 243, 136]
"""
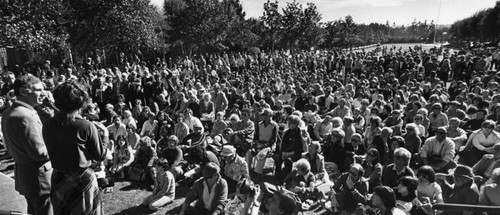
[371, 186, 407, 215]
[111, 135, 135, 178]
[462, 120, 500, 166]
[396, 176, 420, 213]
[302, 141, 327, 182]
[142, 158, 175, 211]
[283, 159, 316, 200]
[416, 165, 444, 215]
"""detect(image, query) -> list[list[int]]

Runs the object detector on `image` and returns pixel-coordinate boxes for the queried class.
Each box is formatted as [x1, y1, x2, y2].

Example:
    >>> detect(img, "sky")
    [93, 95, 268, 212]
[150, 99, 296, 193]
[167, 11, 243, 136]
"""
[151, 0, 498, 25]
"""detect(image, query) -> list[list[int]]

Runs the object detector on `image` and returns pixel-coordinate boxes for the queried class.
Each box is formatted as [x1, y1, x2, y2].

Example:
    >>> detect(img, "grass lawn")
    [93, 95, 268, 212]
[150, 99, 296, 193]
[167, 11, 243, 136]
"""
[102, 162, 333, 215]
[102, 180, 186, 215]
[102, 179, 332, 215]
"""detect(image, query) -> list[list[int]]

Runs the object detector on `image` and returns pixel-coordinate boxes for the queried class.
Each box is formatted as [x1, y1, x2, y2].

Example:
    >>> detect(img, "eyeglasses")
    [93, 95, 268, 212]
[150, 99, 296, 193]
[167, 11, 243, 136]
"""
[349, 170, 358, 176]
[352, 139, 360, 143]
[483, 126, 494, 129]
[395, 155, 405, 160]
[437, 131, 447, 135]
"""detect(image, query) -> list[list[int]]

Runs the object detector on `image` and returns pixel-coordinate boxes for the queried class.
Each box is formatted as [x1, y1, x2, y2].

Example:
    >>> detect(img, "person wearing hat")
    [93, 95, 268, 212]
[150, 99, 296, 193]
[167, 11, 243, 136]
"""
[445, 101, 466, 121]
[246, 108, 278, 177]
[436, 165, 479, 214]
[220, 145, 249, 194]
[418, 126, 456, 173]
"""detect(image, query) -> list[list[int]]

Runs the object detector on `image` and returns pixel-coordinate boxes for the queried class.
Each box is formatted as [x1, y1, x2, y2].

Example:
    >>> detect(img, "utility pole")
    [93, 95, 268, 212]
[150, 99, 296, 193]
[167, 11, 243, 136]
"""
[433, 0, 443, 44]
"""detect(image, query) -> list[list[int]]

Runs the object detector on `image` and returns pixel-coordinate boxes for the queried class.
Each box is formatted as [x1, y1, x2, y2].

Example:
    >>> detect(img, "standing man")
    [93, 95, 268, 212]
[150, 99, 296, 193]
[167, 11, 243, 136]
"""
[1, 75, 53, 215]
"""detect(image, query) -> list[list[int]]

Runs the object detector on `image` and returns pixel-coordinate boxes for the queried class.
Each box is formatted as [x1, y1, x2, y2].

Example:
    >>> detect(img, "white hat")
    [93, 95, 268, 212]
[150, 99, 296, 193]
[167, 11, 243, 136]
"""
[220, 145, 236, 157]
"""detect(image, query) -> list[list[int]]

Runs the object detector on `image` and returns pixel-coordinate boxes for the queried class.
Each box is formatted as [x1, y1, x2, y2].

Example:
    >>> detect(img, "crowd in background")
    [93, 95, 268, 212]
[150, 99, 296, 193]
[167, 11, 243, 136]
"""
[2, 44, 500, 215]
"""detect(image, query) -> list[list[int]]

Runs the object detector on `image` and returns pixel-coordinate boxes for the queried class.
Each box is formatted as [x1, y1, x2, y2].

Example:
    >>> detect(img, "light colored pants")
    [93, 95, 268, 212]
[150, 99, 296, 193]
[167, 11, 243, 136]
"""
[142, 194, 173, 211]
[246, 147, 270, 174]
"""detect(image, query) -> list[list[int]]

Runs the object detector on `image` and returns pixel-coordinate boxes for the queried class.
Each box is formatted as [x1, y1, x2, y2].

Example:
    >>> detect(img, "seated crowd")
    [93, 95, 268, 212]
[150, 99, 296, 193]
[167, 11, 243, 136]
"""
[1, 45, 500, 215]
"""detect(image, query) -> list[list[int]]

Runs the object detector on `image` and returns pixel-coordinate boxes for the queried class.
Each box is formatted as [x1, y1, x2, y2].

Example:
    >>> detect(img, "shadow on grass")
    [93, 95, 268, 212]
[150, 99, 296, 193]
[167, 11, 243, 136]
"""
[120, 182, 151, 191]
[113, 204, 154, 215]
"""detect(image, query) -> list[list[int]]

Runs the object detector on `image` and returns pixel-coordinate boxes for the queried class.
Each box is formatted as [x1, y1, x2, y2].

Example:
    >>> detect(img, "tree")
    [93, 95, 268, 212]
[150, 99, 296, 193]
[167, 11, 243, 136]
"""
[67, 0, 164, 54]
[299, 3, 323, 48]
[0, 0, 69, 53]
[480, 2, 500, 41]
[164, 0, 246, 53]
[280, 1, 303, 48]
[261, 0, 282, 50]
[451, 2, 500, 42]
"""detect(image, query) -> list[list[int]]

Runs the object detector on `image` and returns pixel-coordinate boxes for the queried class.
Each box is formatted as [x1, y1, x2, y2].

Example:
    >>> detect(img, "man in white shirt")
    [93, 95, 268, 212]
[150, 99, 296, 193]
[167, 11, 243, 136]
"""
[183, 109, 204, 134]
[313, 115, 333, 141]
[419, 127, 456, 173]
[107, 115, 127, 141]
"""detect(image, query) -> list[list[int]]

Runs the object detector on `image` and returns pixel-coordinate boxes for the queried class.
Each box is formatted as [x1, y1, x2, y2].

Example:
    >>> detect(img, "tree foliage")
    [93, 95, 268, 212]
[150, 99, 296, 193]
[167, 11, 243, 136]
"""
[67, 0, 164, 54]
[450, 1, 500, 42]
[0, 0, 69, 53]
[164, 0, 249, 53]
[0, 0, 459, 60]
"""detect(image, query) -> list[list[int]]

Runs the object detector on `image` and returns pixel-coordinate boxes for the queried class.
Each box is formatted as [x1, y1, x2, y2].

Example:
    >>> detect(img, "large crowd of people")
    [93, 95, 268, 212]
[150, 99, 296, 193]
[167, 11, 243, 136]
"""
[1, 44, 500, 215]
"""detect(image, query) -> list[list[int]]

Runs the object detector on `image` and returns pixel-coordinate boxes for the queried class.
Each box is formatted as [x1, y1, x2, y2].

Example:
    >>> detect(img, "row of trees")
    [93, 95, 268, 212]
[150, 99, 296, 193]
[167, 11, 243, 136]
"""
[0, 0, 439, 63]
[450, 1, 500, 42]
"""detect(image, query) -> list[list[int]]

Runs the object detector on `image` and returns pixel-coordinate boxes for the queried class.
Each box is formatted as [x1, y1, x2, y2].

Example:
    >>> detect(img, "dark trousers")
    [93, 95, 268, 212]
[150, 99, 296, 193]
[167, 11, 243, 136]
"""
[274, 155, 295, 183]
[458, 147, 486, 167]
[184, 206, 212, 215]
[27, 194, 53, 215]
[222, 174, 237, 194]
[414, 154, 457, 173]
